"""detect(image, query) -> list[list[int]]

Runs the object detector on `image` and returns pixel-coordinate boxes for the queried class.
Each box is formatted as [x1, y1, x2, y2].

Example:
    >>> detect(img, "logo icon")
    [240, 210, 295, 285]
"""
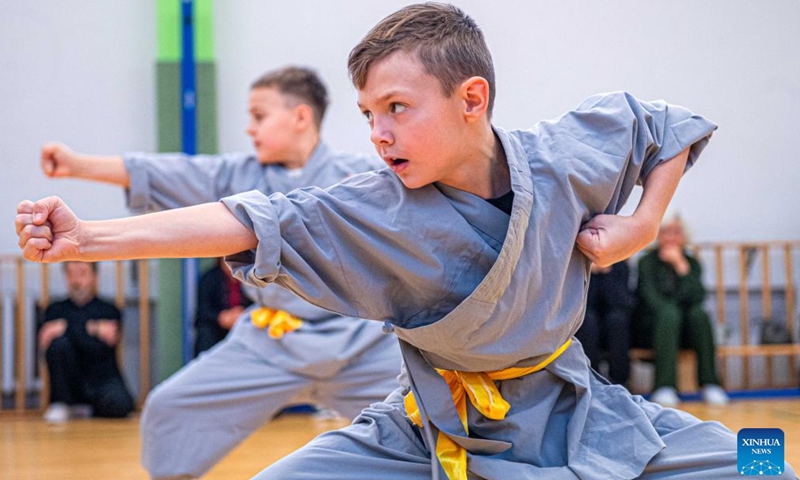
[738, 428, 784, 476]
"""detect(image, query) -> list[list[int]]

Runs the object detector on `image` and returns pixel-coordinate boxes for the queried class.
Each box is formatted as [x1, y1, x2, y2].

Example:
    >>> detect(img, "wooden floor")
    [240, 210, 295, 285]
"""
[1, 399, 799, 479]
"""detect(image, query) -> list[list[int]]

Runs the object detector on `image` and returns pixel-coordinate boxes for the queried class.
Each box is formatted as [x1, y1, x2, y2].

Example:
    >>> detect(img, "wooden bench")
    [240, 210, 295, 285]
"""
[717, 344, 800, 390]
[629, 348, 698, 393]
[630, 344, 800, 394]
[702, 240, 800, 390]
[629, 240, 800, 393]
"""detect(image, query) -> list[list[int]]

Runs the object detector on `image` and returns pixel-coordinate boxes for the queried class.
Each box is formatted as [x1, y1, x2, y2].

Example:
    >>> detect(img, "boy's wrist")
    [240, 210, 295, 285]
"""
[70, 155, 92, 178]
[629, 212, 659, 248]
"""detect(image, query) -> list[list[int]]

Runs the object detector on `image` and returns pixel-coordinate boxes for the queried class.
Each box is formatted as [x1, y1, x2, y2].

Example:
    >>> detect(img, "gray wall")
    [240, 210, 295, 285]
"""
[2, 0, 799, 256]
[0, 1, 156, 254]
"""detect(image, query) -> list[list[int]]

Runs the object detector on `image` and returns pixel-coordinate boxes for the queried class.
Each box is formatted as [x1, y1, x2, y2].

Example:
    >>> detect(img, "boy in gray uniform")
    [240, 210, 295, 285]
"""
[37, 66, 401, 480]
[18, 4, 797, 480]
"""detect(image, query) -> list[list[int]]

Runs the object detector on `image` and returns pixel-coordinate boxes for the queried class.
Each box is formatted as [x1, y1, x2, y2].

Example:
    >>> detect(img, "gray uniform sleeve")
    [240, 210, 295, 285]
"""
[221, 171, 490, 325]
[123, 152, 258, 213]
[533, 91, 717, 216]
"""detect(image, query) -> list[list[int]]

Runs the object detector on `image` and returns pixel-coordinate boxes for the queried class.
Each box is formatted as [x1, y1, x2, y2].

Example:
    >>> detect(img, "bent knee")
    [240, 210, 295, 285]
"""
[45, 336, 74, 359]
[140, 381, 192, 432]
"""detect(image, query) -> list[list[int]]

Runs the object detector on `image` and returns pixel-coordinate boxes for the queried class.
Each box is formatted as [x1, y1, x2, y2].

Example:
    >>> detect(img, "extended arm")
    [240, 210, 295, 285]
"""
[16, 197, 256, 263]
[41, 143, 130, 188]
[41, 142, 253, 212]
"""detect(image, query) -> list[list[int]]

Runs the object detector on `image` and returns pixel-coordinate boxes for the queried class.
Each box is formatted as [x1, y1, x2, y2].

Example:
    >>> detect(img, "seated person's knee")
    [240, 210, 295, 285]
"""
[45, 335, 74, 360]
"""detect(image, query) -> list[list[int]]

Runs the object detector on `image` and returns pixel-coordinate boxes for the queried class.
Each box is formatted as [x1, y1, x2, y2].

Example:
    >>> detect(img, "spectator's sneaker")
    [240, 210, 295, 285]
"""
[650, 387, 680, 407]
[69, 404, 93, 419]
[43, 402, 70, 423]
[702, 384, 729, 406]
[312, 407, 344, 421]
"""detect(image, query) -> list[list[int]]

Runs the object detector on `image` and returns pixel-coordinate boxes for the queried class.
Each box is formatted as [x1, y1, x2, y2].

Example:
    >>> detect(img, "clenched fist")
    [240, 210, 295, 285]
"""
[16, 196, 82, 263]
[40, 142, 78, 178]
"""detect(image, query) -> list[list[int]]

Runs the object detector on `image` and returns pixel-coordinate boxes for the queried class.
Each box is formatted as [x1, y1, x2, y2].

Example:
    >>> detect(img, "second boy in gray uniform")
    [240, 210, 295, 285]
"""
[38, 66, 401, 480]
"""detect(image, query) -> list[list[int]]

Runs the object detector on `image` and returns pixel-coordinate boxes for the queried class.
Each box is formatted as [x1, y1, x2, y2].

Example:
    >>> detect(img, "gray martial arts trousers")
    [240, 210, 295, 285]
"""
[140, 316, 402, 479]
[252, 385, 798, 479]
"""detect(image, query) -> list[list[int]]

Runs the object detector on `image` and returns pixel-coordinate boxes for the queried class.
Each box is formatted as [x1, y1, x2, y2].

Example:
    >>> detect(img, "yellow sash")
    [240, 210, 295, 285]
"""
[251, 307, 304, 339]
[404, 339, 572, 480]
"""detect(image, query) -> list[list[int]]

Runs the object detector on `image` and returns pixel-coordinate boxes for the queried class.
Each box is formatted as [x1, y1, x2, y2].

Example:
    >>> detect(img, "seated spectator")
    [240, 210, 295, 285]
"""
[39, 262, 135, 422]
[575, 261, 634, 386]
[633, 215, 729, 407]
[194, 258, 253, 357]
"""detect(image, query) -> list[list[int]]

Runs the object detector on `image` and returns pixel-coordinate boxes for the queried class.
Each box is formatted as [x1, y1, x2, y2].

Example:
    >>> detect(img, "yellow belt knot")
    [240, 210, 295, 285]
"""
[251, 307, 303, 339]
[404, 338, 572, 480]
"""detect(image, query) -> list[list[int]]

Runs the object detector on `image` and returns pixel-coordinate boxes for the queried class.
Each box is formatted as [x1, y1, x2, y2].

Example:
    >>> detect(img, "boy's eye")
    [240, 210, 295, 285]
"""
[390, 103, 406, 114]
[362, 111, 373, 123]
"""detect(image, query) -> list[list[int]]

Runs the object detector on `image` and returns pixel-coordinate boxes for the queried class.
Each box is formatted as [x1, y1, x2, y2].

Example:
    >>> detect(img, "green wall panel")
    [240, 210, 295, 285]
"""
[157, 0, 214, 62]
[155, 0, 217, 383]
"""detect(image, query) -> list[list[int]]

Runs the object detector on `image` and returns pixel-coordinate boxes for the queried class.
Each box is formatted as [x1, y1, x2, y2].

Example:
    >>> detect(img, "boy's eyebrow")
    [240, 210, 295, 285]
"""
[357, 89, 409, 110]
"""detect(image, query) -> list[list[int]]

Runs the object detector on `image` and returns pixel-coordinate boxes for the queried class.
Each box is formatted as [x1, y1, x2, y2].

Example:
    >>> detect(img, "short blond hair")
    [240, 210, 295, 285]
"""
[348, 3, 496, 116]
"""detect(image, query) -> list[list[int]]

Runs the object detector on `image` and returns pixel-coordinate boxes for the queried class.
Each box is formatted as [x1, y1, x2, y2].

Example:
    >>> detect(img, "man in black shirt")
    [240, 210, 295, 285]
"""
[39, 261, 134, 422]
[194, 259, 253, 357]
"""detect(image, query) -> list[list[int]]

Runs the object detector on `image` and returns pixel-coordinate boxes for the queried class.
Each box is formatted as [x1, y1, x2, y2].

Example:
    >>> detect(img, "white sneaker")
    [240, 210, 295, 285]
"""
[312, 407, 344, 421]
[702, 384, 729, 406]
[43, 402, 70, 423]
[650, 387, 680, 407]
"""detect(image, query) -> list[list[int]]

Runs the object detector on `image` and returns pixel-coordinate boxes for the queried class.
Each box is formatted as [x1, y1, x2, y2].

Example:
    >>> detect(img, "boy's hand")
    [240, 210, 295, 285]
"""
[576, 214, 657, 267]
[41, 142, 77, 178]
[16, 196, 82, 263]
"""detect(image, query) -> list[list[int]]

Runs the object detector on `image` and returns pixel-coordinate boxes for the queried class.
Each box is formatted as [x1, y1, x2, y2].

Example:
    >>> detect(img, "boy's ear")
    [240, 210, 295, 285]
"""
[460, 76, 490, 122]
[293, 103, 315, 130]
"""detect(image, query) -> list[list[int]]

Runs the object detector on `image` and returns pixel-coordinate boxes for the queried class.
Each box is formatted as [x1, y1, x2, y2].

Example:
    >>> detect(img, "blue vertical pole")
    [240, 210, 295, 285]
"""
[180, 0, 198, 365]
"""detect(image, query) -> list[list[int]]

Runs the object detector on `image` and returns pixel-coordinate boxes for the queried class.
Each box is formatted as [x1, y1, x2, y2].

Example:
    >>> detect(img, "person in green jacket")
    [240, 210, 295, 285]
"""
[635, 215, 729, 407]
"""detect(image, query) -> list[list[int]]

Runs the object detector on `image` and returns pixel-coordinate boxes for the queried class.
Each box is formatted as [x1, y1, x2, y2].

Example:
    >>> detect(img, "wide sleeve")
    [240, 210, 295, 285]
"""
[122, 152, 259, 213]
[544, 91, 717, 216]
[220, 171, 491, 326]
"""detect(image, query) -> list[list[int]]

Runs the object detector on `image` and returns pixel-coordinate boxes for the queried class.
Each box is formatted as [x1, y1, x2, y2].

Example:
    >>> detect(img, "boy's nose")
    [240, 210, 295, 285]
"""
[370, 123, 393, 146]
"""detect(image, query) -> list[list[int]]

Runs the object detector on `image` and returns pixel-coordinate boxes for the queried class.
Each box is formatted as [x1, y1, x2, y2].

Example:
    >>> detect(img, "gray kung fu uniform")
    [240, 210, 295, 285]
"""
[123, 142, 403, 480]
[222, 93, 798, 479]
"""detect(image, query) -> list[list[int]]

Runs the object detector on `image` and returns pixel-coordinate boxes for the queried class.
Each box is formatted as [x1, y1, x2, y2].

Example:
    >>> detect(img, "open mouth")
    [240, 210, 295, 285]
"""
[382, 154, 410, 173]
[387, 158, 409, 173]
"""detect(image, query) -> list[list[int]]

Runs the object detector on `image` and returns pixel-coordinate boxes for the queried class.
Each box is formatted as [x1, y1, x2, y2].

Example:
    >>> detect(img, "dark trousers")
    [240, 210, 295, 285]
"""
[634, 303, 719, 390]
[45, 336, 134, 418]
[575, 306, 631, 385]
